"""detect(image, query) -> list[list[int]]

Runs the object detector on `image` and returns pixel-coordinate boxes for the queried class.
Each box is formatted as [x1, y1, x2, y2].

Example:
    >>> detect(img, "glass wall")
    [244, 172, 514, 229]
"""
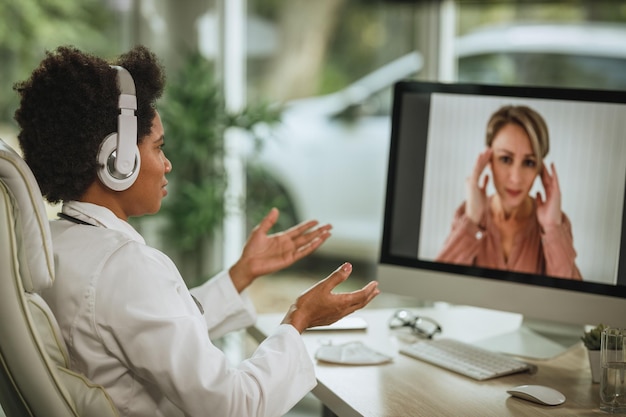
[2, 0, 625, 277]
[238, 0, 626, 273]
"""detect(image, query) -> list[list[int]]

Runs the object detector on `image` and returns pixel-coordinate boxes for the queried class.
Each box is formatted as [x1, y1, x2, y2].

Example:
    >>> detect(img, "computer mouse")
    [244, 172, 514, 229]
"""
[506, 384, 566, 406]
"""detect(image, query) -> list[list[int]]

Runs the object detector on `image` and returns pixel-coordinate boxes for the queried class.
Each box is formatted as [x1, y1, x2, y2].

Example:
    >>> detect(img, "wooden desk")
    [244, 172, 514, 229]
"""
[248, 307, 604, 417]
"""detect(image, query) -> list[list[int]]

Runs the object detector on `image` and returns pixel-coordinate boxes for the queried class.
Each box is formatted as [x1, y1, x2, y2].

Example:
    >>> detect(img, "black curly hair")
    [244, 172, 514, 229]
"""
[13, 45, 166, 203]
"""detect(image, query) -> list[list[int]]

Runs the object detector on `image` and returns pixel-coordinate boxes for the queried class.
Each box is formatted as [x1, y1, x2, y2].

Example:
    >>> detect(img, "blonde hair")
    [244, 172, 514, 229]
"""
[485, 105, 549, 169]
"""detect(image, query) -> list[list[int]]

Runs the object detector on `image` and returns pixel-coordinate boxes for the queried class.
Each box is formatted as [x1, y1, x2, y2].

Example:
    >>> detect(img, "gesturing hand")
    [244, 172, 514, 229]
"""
[229, 208, 332, 292]
[536, 162, 563, 231]
[282, 262, 380, 333]
[465, 148, 492, 225]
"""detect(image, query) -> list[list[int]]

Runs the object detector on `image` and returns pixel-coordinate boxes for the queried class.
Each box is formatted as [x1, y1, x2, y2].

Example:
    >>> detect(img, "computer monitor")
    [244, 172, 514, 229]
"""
[378, 81, 626, 358]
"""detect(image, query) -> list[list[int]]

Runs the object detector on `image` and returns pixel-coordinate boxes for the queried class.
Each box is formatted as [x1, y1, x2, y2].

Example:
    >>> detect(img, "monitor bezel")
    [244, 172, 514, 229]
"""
[378, 81, 626, 327]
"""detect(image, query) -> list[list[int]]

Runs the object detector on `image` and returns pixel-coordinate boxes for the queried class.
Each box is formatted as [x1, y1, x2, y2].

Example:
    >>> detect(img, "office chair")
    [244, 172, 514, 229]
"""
[0, 138, 119, 417]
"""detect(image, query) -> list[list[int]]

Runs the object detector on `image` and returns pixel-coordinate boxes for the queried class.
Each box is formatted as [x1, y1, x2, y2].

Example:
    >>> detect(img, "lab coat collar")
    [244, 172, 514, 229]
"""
[61, 201, 146, 244]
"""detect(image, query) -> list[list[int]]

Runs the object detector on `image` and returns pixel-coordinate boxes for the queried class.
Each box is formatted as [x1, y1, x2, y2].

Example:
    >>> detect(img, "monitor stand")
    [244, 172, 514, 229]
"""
[424, 303, 584, 360]
[470, 317, 583, 360]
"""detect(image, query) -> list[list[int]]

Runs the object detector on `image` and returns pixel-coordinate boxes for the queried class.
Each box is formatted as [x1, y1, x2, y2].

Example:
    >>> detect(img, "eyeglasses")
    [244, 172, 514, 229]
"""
[388, 309, 442, 339]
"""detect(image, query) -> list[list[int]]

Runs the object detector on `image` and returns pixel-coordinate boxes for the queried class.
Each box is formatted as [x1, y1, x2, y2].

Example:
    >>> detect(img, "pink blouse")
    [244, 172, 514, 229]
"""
[436, 198, 582, 280]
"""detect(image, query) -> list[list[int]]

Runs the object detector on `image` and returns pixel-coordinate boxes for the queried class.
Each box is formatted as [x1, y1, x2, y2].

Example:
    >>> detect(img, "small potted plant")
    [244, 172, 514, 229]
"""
[581, 324, 606, 383]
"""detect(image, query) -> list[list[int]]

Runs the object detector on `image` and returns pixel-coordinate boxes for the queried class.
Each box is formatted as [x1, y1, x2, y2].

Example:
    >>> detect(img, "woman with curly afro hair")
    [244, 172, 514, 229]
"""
[13, 45, 379, 417]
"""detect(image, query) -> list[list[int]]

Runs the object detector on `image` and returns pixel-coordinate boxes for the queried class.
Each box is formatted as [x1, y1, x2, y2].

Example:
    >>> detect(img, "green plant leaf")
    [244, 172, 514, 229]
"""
[158, 51, 283, 271]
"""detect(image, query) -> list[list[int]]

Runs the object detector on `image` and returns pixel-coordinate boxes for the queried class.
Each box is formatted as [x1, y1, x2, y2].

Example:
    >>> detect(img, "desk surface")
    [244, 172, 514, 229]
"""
[248, 307, 604, 417]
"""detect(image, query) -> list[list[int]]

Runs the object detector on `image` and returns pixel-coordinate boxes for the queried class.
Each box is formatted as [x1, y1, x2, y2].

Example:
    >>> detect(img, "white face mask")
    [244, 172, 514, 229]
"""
[315, 341, 392, 365]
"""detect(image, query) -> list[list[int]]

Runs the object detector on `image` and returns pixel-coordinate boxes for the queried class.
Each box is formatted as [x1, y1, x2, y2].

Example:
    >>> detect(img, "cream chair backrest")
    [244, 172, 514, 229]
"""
[0, 138, 119, 417]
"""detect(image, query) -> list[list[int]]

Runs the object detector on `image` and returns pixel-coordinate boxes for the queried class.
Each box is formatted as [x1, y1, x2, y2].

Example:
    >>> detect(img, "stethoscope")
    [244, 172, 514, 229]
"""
[57, 212, 96, 226]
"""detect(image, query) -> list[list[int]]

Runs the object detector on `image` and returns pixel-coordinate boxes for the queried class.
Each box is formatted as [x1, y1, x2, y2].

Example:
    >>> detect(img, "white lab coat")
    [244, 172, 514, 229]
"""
[42, 201, 316, 417]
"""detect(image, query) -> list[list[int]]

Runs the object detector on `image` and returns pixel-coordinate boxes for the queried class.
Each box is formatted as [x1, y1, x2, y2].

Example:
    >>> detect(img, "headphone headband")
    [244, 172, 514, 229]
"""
[110, 66, 137, 177]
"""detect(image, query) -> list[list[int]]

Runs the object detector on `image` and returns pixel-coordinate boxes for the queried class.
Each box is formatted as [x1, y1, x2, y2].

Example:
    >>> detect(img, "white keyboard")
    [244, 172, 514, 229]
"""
[400, 338, 532, 381]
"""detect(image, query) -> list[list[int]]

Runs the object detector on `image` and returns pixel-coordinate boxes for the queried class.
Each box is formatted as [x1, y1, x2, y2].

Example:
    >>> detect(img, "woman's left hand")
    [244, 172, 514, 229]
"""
[229, 208, 332, 292]
[536, 162, 563, 231]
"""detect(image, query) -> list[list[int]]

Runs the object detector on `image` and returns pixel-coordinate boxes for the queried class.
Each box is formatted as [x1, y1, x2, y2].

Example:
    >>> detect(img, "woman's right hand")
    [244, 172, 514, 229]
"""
[281, 263, 379, 333]
[465, 148, 492, 225]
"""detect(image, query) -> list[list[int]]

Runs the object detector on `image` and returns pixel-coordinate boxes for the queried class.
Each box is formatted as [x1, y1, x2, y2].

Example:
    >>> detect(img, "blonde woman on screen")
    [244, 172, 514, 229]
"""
[436, 105, 582, 280]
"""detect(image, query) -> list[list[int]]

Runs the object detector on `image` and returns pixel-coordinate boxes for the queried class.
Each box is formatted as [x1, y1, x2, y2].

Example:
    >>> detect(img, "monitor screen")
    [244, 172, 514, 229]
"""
[378, 81, 626, 356]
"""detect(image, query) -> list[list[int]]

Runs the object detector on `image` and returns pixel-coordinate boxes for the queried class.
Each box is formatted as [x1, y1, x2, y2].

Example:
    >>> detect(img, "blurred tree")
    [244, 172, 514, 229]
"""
[0, 0, 116, 123]
[260, 0, 348, 101]
[251, 0, 419, 101]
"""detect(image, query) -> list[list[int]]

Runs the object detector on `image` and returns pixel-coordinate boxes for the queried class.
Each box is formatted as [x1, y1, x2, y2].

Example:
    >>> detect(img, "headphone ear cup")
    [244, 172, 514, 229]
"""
[97, 133, 141, 191]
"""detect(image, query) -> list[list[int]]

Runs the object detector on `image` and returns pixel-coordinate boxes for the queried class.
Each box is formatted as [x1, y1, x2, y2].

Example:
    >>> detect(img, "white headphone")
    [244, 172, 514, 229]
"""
[97, 65, 140, 191]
